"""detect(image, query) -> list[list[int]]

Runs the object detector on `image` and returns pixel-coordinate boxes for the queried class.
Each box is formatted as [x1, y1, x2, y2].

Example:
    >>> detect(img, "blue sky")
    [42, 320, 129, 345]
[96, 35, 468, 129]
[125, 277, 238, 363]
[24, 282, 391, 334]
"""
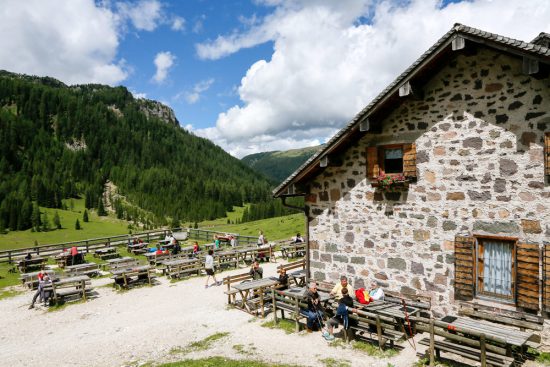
[1, 0, 549, 157]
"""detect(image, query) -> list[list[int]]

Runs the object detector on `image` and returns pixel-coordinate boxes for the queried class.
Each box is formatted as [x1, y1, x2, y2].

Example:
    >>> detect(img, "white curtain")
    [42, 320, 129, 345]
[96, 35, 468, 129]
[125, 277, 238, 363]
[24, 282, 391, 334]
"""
[482, 240, 512, 296]
[384, 148, 403, 159]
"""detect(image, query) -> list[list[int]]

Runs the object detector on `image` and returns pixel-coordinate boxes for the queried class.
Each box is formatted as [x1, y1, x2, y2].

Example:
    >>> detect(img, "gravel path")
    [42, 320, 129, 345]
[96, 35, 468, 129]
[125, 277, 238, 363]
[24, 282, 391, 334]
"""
[2, 260, 541, 367]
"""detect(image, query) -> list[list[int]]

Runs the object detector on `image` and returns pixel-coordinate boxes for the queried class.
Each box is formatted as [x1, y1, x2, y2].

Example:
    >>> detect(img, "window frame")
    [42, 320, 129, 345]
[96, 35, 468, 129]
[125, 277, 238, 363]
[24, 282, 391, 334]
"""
[378, 144, 405, 177]
[474, 235, 517, 304]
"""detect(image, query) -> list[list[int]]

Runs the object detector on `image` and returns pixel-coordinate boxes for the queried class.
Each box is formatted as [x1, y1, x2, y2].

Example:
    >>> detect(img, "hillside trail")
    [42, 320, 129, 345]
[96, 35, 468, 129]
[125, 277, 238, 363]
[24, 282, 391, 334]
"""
[0, 259, 540, 367]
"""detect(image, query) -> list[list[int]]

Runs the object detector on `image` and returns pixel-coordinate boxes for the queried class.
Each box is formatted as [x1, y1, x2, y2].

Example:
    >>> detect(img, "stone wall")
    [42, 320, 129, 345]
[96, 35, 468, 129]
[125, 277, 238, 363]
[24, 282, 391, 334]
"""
[305, 47, 550, 318]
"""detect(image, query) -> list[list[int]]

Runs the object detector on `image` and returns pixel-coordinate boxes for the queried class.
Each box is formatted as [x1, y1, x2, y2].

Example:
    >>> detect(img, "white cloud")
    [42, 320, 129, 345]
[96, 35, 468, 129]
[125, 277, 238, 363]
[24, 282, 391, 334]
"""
[152, 51, 176, 84]
[0, 0, 128, 85]
[171, 16, 185, 31]
[181, 78, 215, 104]
[195, 0, 550, 157]
[130, 90, 147, 99]
[117, 0, 163, 31]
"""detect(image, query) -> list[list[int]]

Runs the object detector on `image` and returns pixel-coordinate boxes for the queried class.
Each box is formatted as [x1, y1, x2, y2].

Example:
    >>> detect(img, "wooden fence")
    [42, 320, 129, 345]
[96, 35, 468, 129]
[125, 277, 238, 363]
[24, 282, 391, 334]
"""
[0, 227, 258, 264]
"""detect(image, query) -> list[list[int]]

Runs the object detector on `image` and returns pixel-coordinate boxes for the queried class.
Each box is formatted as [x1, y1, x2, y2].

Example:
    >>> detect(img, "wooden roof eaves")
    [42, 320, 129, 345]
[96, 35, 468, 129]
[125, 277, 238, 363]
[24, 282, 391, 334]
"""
[273, 24, 550, 198]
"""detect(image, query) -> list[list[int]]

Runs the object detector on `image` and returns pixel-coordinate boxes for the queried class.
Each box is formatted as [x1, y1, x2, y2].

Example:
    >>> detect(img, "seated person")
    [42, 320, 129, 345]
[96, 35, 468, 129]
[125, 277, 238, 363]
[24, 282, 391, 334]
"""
[293, 233, 304, 243]
[330, 276, 355, 300]
[326, 287, 360, 340]
[278, 268, 289, 290]
[155, 247, 164, 255]
[192, 242, 200, 256]
[249, 261, 263, 280]
[369, 281, 384, 301]
[25, 252, 32, 260]
[172, 241, 181, 255]
[303, 282, 325, 332]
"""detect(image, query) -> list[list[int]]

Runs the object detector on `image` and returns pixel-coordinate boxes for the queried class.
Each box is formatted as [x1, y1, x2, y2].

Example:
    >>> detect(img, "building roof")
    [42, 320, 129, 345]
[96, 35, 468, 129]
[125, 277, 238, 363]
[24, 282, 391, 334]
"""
[273, 23, 550, 198]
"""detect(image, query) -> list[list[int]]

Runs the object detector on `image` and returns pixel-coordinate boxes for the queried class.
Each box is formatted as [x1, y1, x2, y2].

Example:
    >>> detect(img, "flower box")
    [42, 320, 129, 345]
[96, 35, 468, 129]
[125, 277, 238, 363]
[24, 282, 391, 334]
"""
[371, 174, 410, 192]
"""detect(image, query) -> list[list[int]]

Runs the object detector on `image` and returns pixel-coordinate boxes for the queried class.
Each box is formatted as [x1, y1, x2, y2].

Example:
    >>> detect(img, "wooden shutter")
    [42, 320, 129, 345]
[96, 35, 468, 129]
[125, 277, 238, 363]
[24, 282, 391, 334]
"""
[366, 147, 379, 179]
[402, 143, 417, 178]
[545, 133, 550, 176]
[454, 235, 475, 301]
[516, 242, 540, 311]
[543, 243, 550, 312]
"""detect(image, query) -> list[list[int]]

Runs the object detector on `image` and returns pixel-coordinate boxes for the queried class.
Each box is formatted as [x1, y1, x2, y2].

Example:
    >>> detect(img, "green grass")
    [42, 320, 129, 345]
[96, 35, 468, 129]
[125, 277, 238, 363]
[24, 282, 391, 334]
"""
[232, 344, 256, 356]
[319, 358, 351, 367]
[170, 332, 230, 355]
[0, 262, 21, 289]
[159, 357, 300, 367]
[201, 213, 305, 242]
[0, 287, 23, 300]
[260, 319, 297, 334]
[534, 350, 550, 365]
[47, 299, 86, 312]
[0, 198, 130, 250]
[351, 340, 399, 358]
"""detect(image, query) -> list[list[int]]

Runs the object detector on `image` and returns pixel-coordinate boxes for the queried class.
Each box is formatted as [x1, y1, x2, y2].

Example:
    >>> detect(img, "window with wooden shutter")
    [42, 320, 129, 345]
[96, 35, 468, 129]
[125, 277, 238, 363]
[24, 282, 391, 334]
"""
[545, 132, 550, 177]
[516, 242, 540, 311]
[402, 143, 417, 178]
[543, 243, 550, 312]
[476, 238, 515, 301]
[366, 147, 379, 179]
[454, 235, 475, 301]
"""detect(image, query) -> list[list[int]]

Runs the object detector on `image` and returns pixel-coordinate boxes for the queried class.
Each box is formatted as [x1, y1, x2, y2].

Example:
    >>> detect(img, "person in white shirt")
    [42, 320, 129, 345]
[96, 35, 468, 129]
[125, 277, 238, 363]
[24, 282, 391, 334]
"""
[369, 281, 385, 301]
[204, 249, 219, 288]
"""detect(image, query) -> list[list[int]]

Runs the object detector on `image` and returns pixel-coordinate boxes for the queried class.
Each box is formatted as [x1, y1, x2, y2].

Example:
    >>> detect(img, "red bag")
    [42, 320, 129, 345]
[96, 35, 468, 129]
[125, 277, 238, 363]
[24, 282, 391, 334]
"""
[355, 288, 374, 305]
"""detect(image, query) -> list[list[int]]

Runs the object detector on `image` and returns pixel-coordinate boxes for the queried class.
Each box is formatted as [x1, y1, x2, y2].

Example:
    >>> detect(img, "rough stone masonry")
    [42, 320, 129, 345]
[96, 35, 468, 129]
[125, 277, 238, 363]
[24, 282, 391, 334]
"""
[305, 47, 549, 319]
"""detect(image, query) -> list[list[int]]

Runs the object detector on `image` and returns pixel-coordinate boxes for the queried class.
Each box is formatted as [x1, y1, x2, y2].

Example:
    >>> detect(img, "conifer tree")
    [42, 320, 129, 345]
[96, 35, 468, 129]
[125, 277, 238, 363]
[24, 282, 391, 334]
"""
[83, 209, 89, 222]
[41, 212, 51, 231]
[53, 211, 61, 229]
[75, 218, 81, 230]
[31, 203, 41, 232]
[97, 198, 107, 216]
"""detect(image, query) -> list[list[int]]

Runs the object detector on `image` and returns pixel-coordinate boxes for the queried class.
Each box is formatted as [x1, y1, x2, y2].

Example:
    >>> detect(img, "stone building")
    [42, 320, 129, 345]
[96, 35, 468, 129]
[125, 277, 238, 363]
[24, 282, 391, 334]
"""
[273, 24, 550, 318]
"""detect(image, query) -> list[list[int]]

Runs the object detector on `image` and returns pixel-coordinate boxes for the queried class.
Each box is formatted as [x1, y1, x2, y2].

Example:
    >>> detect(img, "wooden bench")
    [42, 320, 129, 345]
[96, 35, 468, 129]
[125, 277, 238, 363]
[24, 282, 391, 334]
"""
[271, 288, 308, 332]
[346, 308, 406, 349]
[17, 257, 48, 273]
[165, 259, 203, 279]
[222, 272, 254, 304]
[20, 270, 58, 290]
[110, 265, 156, 289]
[415, 316, 515, 367]
[49, 276, 93, 305]
[384, 291, 431, 313]
[107, 259, 140, 272]
[277, 259, 306, 273]
[65, 263, 100, 277]
[280, 243, 306, 259]
[459, 302, 543, 334]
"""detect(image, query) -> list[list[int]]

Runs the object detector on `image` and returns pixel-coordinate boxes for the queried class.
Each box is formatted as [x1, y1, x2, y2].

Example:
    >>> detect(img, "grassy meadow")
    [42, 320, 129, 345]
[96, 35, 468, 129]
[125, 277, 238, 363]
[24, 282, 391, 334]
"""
[0, 199, 305, 252]
[0, 198, 130, 250]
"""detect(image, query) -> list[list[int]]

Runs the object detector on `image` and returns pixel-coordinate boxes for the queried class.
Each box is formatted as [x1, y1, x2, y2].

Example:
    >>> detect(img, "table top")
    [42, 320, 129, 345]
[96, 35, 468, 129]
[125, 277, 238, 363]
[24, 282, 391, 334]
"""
[278, 286, 331, 302]
[56, 275, 90, 285]
[65, 263, 97, 271]
[232, 278, 279, 291]
[163, 258, 201, 266]
[289, 269, 306, 277]
[158, 239, 171, 244]
[144, 251, 171, 258]
[18, 256, 47, 263]
[443, 315, 535, 347]
[128, 242, 148, 248]
[95, 247, 116, 253]
[106, 256, 135, 264]
[19, 269, 57, 280]
[111, 265, 151, 276]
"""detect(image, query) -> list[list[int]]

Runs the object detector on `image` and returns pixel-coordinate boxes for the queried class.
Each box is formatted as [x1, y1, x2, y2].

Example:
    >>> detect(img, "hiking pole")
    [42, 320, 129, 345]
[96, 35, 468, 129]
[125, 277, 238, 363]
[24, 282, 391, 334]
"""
[402, 299, 416, 351]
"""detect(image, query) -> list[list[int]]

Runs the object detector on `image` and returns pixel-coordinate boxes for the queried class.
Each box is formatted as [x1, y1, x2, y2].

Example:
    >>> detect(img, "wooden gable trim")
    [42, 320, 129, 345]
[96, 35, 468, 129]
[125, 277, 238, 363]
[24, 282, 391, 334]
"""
[545, 132, 550, 177]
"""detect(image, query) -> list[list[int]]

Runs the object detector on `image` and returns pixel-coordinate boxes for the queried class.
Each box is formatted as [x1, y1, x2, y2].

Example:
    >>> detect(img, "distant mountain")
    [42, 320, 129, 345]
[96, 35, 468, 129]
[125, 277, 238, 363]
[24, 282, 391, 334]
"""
[0, 70, 273, 231]
[241, 145, 322, 184]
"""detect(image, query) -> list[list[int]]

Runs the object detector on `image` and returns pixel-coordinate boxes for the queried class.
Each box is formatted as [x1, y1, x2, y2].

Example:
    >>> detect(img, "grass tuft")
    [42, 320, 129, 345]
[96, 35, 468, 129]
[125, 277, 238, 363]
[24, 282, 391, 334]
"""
[158, 356, 300, 367]
[351, 340, 398, 358]
[319, 358, 351, 367]
[171, 332, 231, 355]
[260, 319, 296, 334]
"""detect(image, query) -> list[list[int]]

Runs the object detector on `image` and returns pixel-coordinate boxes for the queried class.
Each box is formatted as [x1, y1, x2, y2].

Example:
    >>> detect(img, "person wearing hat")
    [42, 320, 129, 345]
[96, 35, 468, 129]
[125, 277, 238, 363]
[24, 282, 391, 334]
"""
[330, 276, 355, 300]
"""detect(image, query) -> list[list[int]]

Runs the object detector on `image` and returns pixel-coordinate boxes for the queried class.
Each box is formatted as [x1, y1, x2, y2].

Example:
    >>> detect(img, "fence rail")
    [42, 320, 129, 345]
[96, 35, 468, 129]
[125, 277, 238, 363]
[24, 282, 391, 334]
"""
[0, 227, 259, 264]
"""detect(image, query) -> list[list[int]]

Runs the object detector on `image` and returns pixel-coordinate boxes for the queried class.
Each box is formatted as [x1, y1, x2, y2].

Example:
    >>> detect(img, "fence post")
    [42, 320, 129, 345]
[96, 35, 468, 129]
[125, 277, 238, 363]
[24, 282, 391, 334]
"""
[480, 333, 486, 367]
[8, 251, 12, 264]
[85, 241, 89, 254]
[147, 232, 150, 242]
[429, 318, 435, 366]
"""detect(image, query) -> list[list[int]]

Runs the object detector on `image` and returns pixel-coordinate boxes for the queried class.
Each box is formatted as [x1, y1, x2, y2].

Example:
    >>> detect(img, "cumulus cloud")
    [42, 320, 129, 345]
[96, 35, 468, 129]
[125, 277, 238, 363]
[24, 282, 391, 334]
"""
[195, 0, 550, 157]
[117, 0, 163, 31]
[0, 0, 128, 85]
[171, 16, 185, 31]
[152, 51, 176, 84]
[180, 78, 215, 104]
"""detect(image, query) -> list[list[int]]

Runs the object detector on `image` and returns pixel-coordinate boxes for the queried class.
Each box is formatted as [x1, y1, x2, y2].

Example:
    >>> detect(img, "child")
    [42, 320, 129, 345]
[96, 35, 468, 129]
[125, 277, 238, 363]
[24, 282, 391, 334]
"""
[204, 249, 219, 288]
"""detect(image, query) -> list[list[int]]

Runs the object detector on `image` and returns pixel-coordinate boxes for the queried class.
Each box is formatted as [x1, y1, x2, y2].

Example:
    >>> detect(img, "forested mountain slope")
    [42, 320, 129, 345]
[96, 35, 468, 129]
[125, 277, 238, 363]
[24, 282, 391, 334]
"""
[241, 145, 321, 184]
[0, 71, 273, 230]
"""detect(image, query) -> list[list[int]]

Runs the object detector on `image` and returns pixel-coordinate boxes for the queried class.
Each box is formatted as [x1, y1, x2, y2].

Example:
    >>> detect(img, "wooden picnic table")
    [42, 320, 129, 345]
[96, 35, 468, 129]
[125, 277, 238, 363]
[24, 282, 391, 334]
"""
[442, 315, 539, 348]
[128, 242, 149, 254]
[65, 263, 100, 277]
[17, 256, 48, 273]
[19, 270, 58, 289]
[44, 275, 91, 303]
[279, 286, 332, 303]
[111, 265, 154, 288]
[162, 258, 202, 278]
[281, 243, 306, 259]
[232, 277, 279, 317]
[289, 269, 307, 286]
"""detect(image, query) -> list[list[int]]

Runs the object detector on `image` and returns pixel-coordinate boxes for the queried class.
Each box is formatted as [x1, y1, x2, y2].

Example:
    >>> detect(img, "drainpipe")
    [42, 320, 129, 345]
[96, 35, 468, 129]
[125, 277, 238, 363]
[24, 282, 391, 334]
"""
[281, 196, 310, 284]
